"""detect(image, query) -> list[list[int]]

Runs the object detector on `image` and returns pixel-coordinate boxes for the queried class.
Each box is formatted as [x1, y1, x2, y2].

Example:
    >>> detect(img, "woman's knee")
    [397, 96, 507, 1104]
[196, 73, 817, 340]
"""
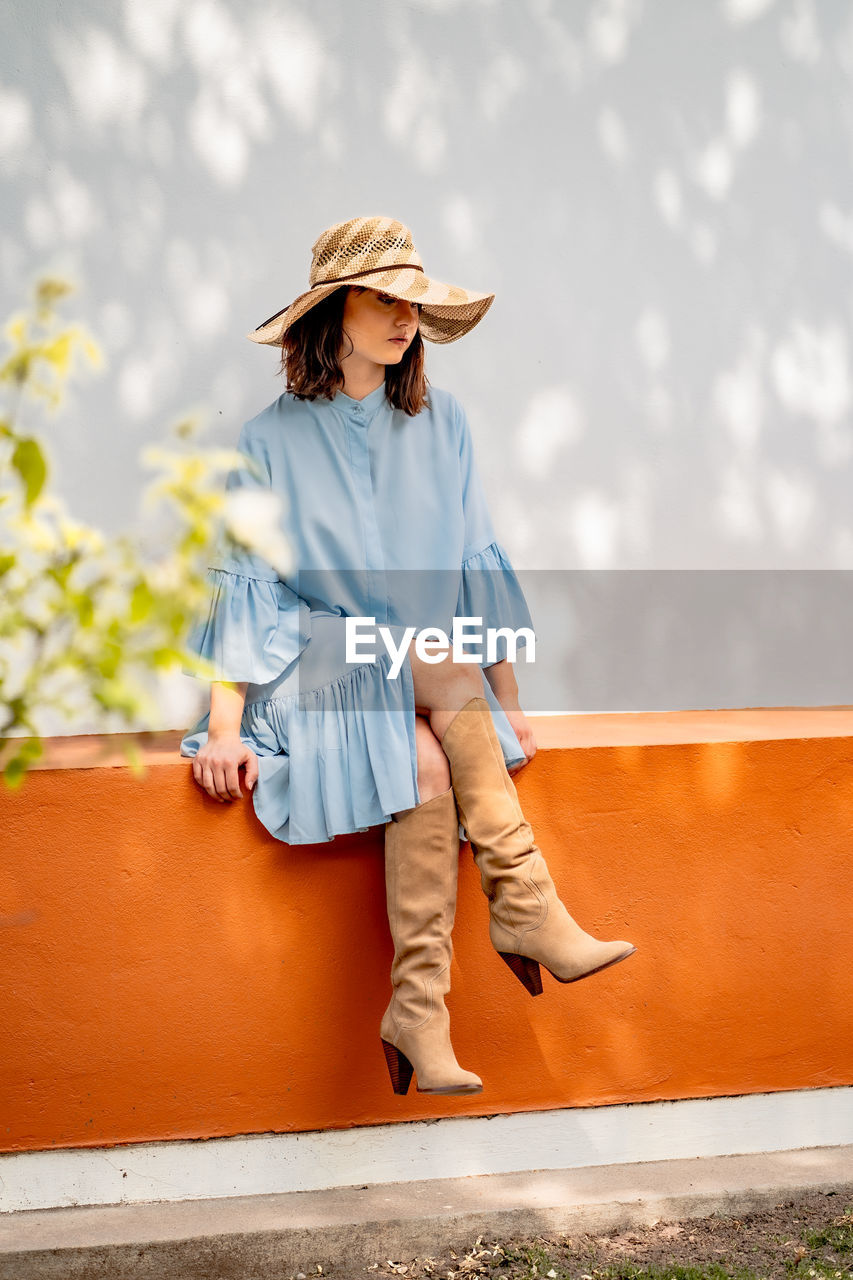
[408, 641, 483, 714]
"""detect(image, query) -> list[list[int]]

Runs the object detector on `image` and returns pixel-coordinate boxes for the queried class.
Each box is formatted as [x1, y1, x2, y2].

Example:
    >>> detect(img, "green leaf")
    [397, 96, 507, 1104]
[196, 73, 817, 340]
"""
[122, 740, 146, 778]
[3, 755, 27, 788]
[1, 737, 43, 789]
[72, 592, 94, 626]
[149, 645, 187, 669]
[130, 580, 154, 623]
[11, 437, 47, 506]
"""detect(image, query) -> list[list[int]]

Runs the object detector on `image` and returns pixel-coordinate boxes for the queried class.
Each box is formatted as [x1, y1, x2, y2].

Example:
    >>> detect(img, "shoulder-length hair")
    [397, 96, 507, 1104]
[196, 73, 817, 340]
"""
[278, 286, 429, 416]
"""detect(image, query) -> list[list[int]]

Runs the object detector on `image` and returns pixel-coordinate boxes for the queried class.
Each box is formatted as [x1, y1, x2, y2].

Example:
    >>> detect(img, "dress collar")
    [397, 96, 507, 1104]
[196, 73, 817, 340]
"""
[332, 381, 388, 412]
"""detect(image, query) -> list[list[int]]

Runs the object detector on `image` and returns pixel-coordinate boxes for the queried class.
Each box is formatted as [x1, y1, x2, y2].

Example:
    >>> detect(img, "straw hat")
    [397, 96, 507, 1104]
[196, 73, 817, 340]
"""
[247, 215, 495, 347]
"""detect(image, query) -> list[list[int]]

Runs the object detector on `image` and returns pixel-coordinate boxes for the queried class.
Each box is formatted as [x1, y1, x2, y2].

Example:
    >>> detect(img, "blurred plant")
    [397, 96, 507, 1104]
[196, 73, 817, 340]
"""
[0, 277, 284, 786]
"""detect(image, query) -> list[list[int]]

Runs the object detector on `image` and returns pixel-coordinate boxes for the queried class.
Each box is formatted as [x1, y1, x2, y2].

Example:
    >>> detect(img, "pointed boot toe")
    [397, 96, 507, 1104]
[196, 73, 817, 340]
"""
[544, 934, 638, 984]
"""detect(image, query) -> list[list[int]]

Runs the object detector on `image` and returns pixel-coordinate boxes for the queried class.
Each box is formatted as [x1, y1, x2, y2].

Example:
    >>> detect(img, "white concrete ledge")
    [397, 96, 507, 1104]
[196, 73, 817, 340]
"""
[2, 1086, 852, 1214]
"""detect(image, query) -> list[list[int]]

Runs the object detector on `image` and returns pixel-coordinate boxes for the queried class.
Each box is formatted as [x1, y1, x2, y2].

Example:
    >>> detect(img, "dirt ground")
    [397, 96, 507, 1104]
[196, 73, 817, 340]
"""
[357, 1190, 853, 1279]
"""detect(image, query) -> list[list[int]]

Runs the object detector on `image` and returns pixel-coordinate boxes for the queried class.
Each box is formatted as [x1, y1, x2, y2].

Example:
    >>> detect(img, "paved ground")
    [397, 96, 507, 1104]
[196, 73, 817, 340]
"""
[368, 1186, 853, 1278]
[0, 1145, 850, 1279]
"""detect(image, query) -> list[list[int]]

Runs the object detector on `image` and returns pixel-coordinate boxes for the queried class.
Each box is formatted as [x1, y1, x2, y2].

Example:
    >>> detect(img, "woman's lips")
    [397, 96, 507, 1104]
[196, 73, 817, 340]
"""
[389, 337, 407, 345]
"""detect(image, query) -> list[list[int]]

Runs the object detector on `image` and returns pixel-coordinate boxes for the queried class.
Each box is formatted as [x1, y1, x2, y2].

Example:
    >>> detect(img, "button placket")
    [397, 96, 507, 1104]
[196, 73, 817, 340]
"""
[347, 406, 386, 621]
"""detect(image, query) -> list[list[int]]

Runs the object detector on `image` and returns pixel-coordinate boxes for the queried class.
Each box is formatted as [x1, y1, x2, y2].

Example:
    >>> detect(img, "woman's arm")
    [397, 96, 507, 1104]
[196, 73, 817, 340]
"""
[192, 681, 259, 802]
[484, 658, 536, 772]
[209, 680, 248, 737]
[483, 657, 519, 710]
[453, 398, 536, 772]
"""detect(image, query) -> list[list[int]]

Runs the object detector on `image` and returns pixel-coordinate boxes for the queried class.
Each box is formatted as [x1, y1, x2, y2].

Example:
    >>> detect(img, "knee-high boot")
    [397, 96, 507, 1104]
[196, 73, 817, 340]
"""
[379, 787, 483, 1095]
[441, 697, 637, 996]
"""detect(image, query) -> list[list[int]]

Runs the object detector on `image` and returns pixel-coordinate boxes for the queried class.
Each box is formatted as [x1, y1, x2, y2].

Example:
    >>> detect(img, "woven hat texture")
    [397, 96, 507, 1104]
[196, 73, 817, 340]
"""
[247, 215, 494, 346]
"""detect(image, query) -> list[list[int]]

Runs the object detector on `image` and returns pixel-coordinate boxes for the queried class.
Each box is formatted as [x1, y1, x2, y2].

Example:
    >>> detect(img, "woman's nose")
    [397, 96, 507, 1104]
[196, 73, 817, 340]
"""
[395, 299, 418, 321]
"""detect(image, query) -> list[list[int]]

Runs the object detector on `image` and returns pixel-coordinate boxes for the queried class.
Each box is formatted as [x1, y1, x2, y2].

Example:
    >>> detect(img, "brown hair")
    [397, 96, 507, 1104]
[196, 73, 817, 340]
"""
[278, 287, 430, 416]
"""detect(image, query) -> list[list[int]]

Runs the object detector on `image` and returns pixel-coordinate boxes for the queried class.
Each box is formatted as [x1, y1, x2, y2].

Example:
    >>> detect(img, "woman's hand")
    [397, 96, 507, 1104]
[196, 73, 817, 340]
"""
[483, 659, 536, 773]
[192, 734, 258, 802]
[504, 706, 537, 774]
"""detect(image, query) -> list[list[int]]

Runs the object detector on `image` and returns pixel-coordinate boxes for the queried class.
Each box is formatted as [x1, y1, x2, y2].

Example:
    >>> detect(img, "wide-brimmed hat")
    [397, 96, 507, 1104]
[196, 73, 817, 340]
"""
[247, 215, 495, 347]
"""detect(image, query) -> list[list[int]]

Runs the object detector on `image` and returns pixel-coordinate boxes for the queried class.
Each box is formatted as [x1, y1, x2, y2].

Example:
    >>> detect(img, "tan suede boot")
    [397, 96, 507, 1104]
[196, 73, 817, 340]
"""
[441, 697, 637, 996]
[379, 787, 483, 1095]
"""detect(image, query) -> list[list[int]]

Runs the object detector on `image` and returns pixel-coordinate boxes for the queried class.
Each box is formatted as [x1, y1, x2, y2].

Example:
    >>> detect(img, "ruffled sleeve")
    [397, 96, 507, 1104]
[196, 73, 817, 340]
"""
[457, 540, 534, 665]
[184, 420, 311, 684]
[187, 568, 311, 684]
[454, 398, 535, 667]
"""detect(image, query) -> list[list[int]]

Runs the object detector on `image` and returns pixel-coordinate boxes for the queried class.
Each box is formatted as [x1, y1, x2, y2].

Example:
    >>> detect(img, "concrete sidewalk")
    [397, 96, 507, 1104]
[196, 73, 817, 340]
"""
[1, 1144, 851, 1279]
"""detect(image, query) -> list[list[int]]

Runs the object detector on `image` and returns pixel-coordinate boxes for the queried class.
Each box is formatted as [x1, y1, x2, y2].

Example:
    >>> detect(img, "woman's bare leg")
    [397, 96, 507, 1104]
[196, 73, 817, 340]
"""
[390, 713, 452, 818]
[408, 645, 484, 743]
[412, 713, 452, 803]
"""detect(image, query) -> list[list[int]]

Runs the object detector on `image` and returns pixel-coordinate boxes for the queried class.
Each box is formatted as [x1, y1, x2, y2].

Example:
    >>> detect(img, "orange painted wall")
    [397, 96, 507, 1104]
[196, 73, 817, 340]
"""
[2, 708, 852, 1154]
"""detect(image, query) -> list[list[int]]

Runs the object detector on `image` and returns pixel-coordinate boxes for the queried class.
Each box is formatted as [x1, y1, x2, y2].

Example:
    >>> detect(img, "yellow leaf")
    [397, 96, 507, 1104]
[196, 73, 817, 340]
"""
[3, 314, 27, 345]
[42, 332, 72, 375]
[122, 740, 146, 778]
[35, 278, 73, 312]
[81, 335, 103, 368]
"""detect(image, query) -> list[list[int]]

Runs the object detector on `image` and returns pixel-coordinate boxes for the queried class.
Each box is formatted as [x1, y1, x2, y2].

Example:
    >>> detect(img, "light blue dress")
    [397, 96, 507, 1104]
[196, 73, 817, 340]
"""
[180, 380, 534, 845]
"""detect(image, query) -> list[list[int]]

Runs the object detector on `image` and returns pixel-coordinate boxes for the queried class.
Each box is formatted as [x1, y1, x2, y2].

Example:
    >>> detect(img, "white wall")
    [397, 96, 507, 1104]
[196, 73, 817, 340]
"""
[3, 0, 853, 720]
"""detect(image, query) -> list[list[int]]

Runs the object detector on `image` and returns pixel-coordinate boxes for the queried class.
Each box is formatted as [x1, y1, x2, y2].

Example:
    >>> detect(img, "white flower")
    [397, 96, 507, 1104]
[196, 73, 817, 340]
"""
[224, 489, 293, 576]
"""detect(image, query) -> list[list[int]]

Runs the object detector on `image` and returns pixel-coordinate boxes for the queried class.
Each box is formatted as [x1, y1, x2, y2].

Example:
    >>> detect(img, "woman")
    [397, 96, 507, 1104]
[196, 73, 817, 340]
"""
[181, 215, 636, 1098]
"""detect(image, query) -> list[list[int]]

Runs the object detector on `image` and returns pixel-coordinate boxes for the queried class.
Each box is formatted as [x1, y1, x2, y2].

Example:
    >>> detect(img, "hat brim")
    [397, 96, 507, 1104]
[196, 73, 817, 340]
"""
[247, 265, 494, 347]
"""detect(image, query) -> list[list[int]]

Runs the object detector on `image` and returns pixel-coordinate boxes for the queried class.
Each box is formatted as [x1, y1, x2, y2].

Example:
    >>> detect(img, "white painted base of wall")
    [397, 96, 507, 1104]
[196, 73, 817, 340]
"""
[2, 1087, 852, 1215]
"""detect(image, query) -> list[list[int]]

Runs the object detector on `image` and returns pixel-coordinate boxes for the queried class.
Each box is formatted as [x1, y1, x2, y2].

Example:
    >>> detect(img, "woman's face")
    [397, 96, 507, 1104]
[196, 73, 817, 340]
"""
[341, 286, 420, 368]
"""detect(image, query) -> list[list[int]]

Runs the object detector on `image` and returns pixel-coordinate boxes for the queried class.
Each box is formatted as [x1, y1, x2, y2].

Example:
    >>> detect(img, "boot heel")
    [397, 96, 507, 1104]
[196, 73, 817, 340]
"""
[499, 951, 543, 997]
[381, 1039, 415, 1094]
